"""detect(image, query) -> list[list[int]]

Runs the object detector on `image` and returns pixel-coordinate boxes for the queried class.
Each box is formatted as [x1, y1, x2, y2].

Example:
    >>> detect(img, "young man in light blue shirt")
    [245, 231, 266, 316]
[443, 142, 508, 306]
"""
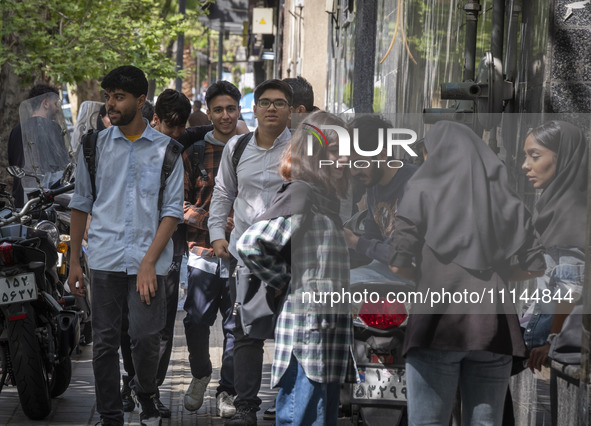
[68, 65, 184, 426]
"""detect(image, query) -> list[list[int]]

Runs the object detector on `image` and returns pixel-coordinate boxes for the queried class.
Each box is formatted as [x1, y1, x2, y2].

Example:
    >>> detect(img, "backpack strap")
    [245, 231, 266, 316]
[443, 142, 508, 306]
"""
[158, 138, 183, 212]
[232, 132, 254, 178]
[190, 140, 208, 183]
[81, 130, 99, 202]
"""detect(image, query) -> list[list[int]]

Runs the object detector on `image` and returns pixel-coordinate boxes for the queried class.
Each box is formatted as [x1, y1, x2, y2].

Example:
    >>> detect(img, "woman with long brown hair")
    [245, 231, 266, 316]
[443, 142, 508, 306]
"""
[237, 111, 352, 425]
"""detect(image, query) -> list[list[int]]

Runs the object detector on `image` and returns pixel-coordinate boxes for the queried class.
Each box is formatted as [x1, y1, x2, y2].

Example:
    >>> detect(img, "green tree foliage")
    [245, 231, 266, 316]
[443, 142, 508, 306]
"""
[0, 0, 211, 183]
[0, 0, 208, 86]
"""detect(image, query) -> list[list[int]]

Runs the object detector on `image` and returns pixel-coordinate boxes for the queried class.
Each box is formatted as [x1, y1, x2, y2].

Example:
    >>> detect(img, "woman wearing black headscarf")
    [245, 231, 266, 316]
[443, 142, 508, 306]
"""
[520, 120, 588, 371]
[389, 121, 545, 425]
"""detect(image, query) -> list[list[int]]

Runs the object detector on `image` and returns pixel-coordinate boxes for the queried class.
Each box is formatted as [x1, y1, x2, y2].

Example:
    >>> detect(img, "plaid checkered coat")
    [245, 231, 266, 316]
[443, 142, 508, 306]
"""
[237, 213, 353, 388]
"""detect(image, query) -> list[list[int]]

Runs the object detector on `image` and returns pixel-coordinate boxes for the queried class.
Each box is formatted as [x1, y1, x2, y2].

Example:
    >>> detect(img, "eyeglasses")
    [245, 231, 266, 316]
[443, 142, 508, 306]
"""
[257, 98, 289, 109]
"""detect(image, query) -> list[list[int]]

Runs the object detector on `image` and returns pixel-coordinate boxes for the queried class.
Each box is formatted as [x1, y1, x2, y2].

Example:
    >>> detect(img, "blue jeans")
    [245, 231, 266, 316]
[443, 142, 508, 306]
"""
[350, 259, 414, 286]
[276, 354, 340, 426]
[406, 348, 512, 426]
[91, 270, 166, 423]
[183, 264, 235, 395]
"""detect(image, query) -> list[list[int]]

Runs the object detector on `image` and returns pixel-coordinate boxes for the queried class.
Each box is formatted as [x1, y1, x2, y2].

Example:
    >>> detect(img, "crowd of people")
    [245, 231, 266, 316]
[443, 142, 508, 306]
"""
[8, 64, 587, 426]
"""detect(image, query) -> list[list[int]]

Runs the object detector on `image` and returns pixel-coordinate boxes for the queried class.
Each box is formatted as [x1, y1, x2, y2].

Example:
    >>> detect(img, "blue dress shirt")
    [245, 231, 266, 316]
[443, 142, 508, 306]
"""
[69, 121, 184, 275]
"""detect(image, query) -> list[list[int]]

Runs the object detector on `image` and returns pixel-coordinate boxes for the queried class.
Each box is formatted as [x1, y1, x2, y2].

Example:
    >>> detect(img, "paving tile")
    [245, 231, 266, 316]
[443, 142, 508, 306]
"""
[0, 312, 277, 425]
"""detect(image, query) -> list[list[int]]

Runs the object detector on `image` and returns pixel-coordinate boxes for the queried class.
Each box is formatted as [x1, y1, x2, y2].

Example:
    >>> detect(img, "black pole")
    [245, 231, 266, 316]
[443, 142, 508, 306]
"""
[504, 0, 520, 82]
[491, 0, 505, 64]
[207, 31, 212, 85]
[464, 1, 481, 82]
[353, 0, 377, 113]
[175, 0, 186, 92]
[217, 24, 224, 83]
[582, 124, 591, 424]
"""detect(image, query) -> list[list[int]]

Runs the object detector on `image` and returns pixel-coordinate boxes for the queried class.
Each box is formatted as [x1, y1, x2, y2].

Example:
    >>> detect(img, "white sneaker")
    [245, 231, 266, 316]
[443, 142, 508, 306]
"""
[216, 391, 236, 418]
[184, 375, 211, 411]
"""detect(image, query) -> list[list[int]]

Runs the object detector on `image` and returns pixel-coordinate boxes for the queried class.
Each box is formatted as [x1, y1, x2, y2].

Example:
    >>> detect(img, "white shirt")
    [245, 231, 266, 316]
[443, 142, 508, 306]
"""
[208, 127, 291, 260]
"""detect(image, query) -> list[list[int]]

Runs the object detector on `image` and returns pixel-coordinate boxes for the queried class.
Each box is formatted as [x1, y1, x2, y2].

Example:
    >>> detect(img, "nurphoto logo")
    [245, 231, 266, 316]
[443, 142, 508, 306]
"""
[304, 123, 419, 170]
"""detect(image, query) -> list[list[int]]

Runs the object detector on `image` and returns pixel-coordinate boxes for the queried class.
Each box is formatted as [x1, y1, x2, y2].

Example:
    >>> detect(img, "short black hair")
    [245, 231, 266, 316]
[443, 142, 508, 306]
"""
[283, 76, 314, 112]
[100, 65, 148, 98]
[349, 114, 393, 153]
[142, 100, 154, 122]
[155, 89, 191, 127]
[28, 84, 60, 110]
[194, 100, 202, 109]
[254, 79, 293, 106]
[205, 81, 241, 106]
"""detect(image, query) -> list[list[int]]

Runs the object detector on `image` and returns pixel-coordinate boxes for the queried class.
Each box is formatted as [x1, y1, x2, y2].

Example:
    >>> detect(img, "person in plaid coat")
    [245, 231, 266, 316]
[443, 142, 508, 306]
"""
[181, 81, 243, 418]
[237, 111, 354, 425]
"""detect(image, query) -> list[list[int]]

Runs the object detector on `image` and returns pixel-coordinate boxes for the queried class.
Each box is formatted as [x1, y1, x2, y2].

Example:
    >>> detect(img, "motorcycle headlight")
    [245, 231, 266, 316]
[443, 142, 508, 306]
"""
[35, 220, 59, 247]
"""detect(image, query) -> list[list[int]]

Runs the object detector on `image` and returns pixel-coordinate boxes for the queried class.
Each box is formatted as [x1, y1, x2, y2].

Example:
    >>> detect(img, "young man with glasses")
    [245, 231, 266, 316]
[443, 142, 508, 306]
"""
[181, 81, 243, 418]
[209, 79, 293, 426]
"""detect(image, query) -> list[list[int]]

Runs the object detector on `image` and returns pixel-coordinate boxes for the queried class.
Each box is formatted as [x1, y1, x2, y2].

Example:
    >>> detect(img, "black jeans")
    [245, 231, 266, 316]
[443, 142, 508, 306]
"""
[230, 257, 266, 410]
[121, 255, 181, 389]
[91, 270, 166, 422]
[232, 317, 265, 410]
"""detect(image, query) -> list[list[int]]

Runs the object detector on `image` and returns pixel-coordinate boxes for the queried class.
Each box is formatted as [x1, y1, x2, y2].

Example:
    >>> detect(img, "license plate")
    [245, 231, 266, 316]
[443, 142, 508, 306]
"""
[353, 367, 407, 401]
[0, 273, 38, 305]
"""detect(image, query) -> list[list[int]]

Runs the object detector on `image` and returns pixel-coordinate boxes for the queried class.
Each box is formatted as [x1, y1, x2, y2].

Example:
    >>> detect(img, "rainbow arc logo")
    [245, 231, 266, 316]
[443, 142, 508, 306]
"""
[303, 123, 328, 148]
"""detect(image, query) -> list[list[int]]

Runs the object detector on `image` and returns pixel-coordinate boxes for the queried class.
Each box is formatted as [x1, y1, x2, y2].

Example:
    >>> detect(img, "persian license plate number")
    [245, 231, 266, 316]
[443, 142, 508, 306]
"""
[0, 273, 37, 305]
[353, 367, 407, 401]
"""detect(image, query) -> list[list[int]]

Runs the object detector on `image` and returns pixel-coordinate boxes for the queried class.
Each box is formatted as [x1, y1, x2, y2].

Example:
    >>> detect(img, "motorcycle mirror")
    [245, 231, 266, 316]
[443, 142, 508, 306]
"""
[60, 163, 76, 185]
[6, 165, 26, 179]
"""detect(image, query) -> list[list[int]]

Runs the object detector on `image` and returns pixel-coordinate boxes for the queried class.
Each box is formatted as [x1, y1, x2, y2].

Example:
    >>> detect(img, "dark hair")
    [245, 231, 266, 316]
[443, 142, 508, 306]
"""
[100, 65, 148, 98]
[528, 121, 561, 153]
[142, 100, 155, 122]
[28, 84, 59, 110]
[280, 111, 349, 198]
[194, 100, 202, 109]
[283, 76, 314, 112]
[349, 114, 394, 154]
[254, 79, 293, 106]
[155, 89, 191, 127]
[205, 81, 241, 106]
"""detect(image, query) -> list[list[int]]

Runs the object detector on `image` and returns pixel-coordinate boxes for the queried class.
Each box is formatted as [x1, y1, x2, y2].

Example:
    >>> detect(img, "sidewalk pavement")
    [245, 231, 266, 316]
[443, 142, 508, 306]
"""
[0, 311, 277, 426]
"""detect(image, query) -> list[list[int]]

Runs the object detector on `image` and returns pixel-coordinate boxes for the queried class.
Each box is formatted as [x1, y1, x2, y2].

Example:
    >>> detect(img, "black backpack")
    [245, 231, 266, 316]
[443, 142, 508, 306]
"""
[81, 130, 183, 211]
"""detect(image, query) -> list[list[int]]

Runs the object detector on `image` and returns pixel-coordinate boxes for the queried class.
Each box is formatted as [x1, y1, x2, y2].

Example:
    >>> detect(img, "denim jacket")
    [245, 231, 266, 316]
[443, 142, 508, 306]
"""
[521, 247, 584, 349]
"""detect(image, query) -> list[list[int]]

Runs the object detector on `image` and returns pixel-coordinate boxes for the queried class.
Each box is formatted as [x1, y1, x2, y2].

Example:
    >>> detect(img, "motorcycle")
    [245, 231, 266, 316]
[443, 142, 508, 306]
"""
[53, 194, 92, 345]
[341, 210, 410, 425]
[0, 168, 79, 420]
[0, 94, 80, 420]
[30, 99, 97, 347]
[342, 281, 409, 425]
[53, 101, 103, 346]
